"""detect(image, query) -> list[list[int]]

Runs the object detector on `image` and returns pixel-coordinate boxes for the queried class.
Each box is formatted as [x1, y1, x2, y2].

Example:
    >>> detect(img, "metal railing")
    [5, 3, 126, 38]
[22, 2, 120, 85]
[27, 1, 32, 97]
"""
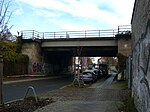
[24, 86, 38, 102]
[21, 25, 131, 39]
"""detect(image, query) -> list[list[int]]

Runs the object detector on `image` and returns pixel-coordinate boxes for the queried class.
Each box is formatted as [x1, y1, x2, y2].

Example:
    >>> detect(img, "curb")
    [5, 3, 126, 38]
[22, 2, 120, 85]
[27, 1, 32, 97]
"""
[5, 98, 23, 105]
[4, 76, 69, 84]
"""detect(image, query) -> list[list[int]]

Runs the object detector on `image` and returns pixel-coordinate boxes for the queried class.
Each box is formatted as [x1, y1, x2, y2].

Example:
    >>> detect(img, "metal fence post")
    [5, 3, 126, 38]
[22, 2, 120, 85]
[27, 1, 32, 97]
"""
[43, 33, 44, 39]
[113, 30, 114, 37]
[32, 30, 34, 39]
[85, 31, 86, 38]
[118, 26, 119, 34]
[0, 55, 4, 111]
[54, 32, 55, 39]
[99, 30, 100, 37]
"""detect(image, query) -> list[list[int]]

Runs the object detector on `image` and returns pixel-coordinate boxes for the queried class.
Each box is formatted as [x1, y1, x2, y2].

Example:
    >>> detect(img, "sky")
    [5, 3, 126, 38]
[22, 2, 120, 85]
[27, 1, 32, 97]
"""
[8, 0, 135, 35]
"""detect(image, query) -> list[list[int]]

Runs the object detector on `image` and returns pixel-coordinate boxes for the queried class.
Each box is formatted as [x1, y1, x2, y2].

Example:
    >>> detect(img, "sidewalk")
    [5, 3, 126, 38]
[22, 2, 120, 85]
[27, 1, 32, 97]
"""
[34, 74, 130, 112]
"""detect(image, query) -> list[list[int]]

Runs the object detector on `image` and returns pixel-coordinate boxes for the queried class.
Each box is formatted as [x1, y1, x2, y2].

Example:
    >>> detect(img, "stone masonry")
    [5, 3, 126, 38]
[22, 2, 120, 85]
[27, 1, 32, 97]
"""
[131, 0, 150, 112]
[22, 41, 42, 63]
[21, 40, 43, 74]
[118, 38, 132, 57]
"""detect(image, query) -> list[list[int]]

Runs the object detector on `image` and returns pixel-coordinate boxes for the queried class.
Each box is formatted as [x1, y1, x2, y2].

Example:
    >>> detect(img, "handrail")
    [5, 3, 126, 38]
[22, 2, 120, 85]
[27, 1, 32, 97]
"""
[21, 25, 131, 39]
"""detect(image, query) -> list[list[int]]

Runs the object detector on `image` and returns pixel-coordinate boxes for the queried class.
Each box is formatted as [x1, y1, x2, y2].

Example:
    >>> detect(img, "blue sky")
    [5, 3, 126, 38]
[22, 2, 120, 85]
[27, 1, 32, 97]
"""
[9, 0, 135, 35]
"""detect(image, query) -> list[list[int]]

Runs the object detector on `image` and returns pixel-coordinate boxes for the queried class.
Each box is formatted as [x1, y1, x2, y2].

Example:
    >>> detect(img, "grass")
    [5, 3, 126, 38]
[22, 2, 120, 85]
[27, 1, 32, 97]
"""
[119, 95, 138, 112]
[118, 80, 128, 90]
[111, 80, 137, 112]
[24, 96, 40, 102]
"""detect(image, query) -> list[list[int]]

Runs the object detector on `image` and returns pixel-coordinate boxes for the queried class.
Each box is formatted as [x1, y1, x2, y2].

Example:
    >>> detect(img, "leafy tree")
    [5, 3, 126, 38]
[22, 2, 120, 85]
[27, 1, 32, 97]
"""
[0, 40, 29, 63]
[0, 41, 16, 60]
[117, 53, 127, 72]
[16, 35, 22, 53]
[0, 40, 29, 76]
[87, 57, 93, 65]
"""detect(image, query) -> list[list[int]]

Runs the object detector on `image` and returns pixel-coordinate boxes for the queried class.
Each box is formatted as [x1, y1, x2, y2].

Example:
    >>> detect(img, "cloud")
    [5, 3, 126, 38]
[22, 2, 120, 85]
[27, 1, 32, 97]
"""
[15, 0, 134, 20]
[13, 0, 135, 32]
[48, 18, 96, 31]
[35, 9, 62, 18]
[14, 8, 24, 15]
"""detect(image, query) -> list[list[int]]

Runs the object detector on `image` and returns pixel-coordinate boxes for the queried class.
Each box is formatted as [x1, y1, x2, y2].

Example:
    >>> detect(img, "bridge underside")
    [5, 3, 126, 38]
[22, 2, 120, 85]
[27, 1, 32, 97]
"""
[21, 39, 119, 75]
[42, 46, 118, 57]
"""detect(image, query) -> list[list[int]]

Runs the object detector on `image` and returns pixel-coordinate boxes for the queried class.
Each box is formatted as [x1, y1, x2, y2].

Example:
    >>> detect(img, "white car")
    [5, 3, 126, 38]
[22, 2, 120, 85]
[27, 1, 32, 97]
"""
[79, 70, 97, 82]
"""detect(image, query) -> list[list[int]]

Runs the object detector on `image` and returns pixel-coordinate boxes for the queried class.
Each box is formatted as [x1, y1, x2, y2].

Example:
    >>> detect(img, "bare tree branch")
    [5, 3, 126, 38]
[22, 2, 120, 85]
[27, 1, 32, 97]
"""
[0, 0, 12, 41]
[0, 0, 4, 17]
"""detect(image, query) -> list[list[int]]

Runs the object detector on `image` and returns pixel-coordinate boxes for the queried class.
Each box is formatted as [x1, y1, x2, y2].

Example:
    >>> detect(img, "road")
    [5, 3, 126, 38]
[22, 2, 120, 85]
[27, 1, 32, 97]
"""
[3, 76, 73, 103]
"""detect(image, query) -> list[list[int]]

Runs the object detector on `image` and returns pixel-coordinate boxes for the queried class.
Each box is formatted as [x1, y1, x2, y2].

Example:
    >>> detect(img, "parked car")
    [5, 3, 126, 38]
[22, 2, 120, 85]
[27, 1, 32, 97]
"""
[98, 64, 108, 77]
[87, 64, 94, 70]
[79, 70, 97, 82]
[93, 69, 100, 79]
[99, 69, 104, 77]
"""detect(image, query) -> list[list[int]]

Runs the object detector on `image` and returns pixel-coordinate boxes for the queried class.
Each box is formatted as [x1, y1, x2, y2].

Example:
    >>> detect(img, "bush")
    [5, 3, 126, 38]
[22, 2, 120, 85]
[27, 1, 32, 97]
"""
[0, 40, 29, 76]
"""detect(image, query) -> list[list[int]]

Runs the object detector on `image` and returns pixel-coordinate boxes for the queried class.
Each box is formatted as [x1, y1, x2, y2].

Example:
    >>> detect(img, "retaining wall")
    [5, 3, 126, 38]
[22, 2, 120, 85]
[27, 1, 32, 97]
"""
[132, 0, 150, 111]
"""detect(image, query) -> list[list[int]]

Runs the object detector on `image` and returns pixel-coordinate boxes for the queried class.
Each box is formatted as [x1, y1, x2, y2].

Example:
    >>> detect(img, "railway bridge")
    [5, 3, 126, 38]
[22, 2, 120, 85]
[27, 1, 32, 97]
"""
[21, 25, 131, 75]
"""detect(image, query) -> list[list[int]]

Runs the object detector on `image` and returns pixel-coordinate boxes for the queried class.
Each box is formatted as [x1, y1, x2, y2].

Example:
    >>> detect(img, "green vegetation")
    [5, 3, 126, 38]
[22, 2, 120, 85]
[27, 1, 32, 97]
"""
[115, 31, 131, 39]
[114, 81, 138, 112]
[0, 39, 29, 63]
[120, 95, 138, 112]
[16, 35, 23, 53]
[24, 96, 40, 102]
[112, 80, 128, 90]
[117, 53, 127, 72]
[87, 57, 93, 65]
[0, 36, 29, 76]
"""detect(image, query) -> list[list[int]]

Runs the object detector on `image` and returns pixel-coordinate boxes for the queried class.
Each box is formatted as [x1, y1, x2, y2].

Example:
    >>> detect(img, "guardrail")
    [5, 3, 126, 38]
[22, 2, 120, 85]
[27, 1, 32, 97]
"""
[21, 25, 131, 39]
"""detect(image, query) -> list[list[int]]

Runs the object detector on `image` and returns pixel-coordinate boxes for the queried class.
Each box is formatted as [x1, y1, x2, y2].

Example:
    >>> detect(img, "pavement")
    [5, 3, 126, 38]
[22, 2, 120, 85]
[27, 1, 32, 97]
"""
[33, 74, 130, 112]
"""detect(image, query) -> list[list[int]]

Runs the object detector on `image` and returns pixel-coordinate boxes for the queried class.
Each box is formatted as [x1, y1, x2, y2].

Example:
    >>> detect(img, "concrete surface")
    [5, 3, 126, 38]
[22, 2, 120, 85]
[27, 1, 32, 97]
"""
[34, 74, 129, 112]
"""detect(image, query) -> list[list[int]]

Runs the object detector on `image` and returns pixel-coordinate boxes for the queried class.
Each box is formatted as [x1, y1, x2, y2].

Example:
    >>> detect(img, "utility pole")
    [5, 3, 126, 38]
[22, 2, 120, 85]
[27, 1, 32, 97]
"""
[0, 55, 4, 111]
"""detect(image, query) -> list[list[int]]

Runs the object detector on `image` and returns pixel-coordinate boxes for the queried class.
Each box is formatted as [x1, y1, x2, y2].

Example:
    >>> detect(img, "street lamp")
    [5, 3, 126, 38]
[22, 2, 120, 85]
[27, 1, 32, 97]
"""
[0, 55, 4, 111]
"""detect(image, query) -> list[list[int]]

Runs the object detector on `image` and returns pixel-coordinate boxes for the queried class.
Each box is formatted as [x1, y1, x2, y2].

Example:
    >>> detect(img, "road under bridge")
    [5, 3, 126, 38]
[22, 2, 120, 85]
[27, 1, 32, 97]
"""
[21, 26, 131, 75]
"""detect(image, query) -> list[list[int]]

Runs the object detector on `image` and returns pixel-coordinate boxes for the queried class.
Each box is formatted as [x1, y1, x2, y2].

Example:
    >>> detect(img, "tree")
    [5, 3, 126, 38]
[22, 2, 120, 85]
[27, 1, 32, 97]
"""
[0, 0, 13, 41]
[16, 35, 23, 53]
[0, 1, 13, 109]
[87, 57, 93, 65]
[117, 53, 127, 72]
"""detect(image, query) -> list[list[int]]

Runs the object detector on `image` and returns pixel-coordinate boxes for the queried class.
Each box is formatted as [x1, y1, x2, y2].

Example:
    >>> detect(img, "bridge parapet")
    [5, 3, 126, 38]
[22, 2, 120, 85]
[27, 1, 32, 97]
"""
[21, 25, 131, 39]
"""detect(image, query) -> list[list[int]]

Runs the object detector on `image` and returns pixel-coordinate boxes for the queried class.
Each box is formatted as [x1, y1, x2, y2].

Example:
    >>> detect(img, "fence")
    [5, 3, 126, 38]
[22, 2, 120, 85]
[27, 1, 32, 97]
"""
[126, 55, 132, 89]
[21, 25, 131, 39]
[3, 60, 28, 76]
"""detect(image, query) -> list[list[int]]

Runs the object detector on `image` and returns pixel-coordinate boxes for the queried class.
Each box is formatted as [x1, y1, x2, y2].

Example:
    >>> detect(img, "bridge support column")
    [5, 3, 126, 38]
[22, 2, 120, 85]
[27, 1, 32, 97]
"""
[117, 37, 132, 81]
[21, 40, 43, 75]
[118, 38, 131, 57]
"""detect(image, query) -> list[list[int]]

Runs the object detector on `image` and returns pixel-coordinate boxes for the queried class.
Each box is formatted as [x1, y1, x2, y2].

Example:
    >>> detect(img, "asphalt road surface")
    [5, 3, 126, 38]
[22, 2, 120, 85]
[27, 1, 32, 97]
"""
[3, 76, 73, 103]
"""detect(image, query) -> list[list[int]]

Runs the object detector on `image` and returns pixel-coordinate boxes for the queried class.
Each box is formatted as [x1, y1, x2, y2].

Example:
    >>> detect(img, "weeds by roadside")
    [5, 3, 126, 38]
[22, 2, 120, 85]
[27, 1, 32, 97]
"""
[111, 80, 138, 112]
[119, 95, 138, 112]
[115, 81, 138, 112]
[3, 96, 55, 112]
